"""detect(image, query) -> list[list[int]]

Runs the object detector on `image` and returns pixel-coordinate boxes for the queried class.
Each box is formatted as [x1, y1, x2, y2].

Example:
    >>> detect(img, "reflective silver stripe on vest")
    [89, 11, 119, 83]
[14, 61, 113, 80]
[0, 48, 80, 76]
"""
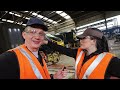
[82, 52, 107, 79]
[18, 47, 43, 79]
[75, 51, 84, 79]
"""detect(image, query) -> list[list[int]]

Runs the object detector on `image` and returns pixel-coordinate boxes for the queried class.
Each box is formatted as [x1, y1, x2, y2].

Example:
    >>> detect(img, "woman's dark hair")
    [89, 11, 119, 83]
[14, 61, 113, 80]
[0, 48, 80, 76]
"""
[93, 36, 109, 52]
[88, 28, 109, 52]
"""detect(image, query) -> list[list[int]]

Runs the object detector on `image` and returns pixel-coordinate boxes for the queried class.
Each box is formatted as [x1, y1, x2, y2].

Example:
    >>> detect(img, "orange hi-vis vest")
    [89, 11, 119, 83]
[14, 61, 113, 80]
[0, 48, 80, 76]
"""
[10, 44, 50, 79]
[75, 48, 113, 79]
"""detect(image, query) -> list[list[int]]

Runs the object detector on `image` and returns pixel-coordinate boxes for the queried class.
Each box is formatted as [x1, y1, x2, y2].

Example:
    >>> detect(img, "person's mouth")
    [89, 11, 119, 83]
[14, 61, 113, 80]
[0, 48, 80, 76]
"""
[33, 41, 40, 44]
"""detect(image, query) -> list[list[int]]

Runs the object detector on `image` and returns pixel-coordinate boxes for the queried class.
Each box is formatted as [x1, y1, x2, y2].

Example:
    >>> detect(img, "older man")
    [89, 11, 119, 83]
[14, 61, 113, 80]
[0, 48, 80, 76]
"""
[0, 17, 67, 79]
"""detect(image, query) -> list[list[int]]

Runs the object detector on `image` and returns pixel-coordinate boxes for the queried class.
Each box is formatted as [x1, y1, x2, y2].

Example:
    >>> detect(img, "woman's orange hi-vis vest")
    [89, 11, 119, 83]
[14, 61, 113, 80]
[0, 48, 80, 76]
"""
[75, 48, 113, 79]
[10, 44, 50, 79]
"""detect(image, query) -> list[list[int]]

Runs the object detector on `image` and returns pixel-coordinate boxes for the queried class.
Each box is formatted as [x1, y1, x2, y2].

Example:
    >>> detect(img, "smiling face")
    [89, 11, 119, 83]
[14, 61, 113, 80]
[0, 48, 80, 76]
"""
[22, 26, 45, 52]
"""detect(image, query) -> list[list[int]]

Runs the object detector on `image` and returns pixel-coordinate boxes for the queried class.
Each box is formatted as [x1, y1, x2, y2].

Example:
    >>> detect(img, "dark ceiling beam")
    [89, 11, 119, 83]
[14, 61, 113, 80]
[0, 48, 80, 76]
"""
[11, 11, 33, 24]
[73, 11, 102, 25]
[0, 11, 8, 19]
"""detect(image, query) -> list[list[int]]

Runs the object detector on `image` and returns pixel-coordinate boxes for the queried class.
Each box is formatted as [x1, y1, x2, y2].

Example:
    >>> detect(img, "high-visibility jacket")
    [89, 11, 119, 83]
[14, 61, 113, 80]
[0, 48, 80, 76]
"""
[10, 44, 51, 79]
[75, 48, 113, 79]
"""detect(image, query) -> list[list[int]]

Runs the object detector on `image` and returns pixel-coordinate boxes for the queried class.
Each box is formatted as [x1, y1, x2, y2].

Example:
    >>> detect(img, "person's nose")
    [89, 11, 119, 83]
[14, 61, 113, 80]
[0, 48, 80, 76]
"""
[34, 33, 44, 37]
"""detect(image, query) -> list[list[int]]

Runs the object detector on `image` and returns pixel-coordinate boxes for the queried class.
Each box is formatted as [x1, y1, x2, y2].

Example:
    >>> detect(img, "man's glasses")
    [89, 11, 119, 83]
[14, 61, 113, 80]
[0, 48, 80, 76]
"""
[25, 29, 45, 36]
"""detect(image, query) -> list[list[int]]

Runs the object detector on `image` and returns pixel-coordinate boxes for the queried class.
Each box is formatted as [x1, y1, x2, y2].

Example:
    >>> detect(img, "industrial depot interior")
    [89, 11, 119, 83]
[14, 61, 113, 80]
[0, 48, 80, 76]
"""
[0, 11, 120, 79]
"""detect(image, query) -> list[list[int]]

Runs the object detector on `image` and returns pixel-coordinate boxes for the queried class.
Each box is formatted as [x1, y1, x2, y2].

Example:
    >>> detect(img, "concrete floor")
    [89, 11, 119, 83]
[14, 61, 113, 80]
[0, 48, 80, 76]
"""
[48, 55, 75, 79]
[48, 38, 120, 79]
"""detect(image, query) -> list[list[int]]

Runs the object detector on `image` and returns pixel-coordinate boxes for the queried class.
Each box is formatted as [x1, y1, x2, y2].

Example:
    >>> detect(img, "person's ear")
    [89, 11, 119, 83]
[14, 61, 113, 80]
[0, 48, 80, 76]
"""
[22, 31, 26, 39]
[91, 39, 96, 45]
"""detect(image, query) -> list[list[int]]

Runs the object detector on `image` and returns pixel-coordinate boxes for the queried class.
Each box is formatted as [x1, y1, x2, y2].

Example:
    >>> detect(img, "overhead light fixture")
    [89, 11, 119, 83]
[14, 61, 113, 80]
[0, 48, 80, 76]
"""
[57, 20, 61, 23]
[25, 17, 30, 20]
[37, 15, 44, 18]
[47, 24, 50, 26]
[24, 11, 29, 12]
[52, 21, 57, 24]
[43, 17, 48, 20]
[9, 12, 14, 15]
[22, 24, 26, 26]
[9, 12, 22, 18]
[32, 12, 38, 16]
[7, 20, 14, 23]
[56, 11, 63, 14]
[55, 11, 71, 20]
[14, 13, 21, 17]
[47, 19, 53, 23]
[64, 15, 71, 19]
[2, 19, 6, 21]
[17, 21, 23, 25]
[60, 12, 67, 17]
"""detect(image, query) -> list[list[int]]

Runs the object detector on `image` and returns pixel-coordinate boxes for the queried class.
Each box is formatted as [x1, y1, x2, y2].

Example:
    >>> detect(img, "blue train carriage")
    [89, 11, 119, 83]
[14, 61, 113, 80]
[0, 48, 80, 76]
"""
[102, 26, 120, 40]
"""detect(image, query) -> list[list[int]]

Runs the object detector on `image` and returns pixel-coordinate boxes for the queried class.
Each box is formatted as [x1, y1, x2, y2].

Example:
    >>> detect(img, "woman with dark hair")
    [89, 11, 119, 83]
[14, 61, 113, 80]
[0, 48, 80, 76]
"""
[44, 28, 120, 79]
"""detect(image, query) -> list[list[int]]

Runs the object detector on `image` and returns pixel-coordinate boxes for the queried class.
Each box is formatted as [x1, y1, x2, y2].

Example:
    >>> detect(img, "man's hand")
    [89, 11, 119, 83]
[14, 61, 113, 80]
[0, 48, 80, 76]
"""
[53, 66, 68, 79]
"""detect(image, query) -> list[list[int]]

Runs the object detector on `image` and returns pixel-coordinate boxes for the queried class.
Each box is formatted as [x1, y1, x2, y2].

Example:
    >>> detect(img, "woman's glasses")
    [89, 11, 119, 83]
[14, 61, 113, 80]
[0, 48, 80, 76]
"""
[79, 36, 92, 40]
